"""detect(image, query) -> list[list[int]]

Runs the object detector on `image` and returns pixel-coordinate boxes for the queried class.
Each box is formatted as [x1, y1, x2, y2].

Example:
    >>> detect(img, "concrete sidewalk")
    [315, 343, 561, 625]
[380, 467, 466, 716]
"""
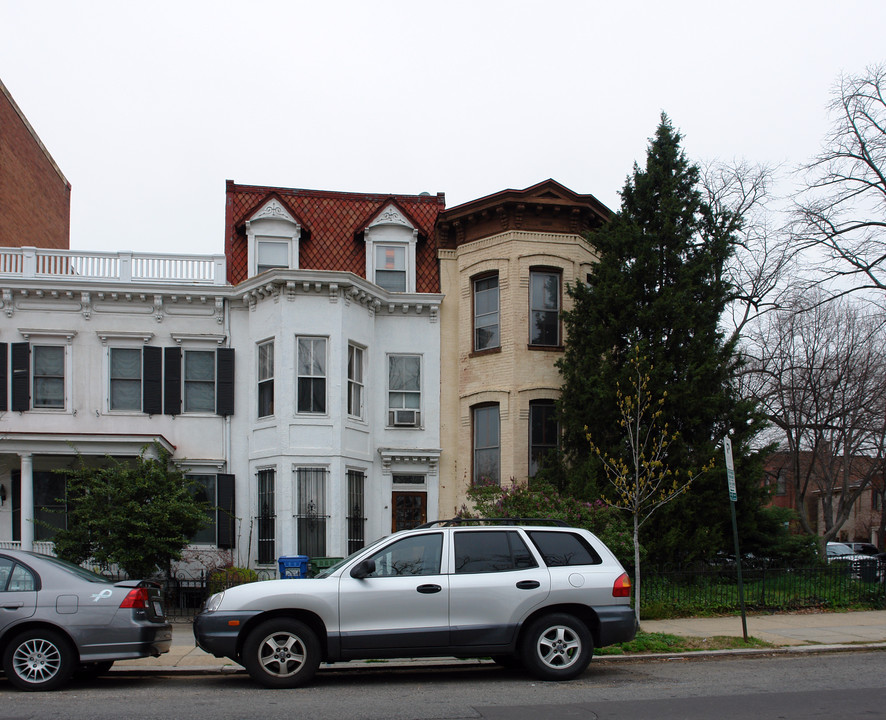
[113, 609, 886, 674]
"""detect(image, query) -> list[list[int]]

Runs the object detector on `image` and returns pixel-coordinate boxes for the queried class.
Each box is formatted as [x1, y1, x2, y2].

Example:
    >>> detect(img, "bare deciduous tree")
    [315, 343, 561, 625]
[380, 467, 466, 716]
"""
[742, 293, 886, 553]
[793, 64, 886, 303]
[701, 160, 797, 342]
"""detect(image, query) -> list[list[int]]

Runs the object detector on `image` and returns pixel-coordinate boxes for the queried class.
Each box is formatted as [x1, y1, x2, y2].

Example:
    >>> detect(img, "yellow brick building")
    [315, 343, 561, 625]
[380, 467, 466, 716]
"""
[436, 180, 610, 514]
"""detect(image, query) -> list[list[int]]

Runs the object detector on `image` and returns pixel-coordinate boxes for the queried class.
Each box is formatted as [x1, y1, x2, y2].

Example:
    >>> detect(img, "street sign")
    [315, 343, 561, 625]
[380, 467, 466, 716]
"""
[723, 436, 737, 502]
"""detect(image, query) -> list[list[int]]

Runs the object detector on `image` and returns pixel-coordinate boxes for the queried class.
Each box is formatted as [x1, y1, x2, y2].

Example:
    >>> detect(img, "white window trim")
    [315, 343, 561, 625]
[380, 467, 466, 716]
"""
[245, 199, 301, 277]
[257, 339, 275, 420]
[347, 343, 366, 421]
[296, 335, 329, 416]
[386, 352, 422, 428]
[364, 204, 418, 293]
[19, 329, 76, 413]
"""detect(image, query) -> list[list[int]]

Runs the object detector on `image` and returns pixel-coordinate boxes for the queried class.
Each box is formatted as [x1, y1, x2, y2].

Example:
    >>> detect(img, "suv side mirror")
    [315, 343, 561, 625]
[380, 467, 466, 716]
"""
[350, 559, 376, 579]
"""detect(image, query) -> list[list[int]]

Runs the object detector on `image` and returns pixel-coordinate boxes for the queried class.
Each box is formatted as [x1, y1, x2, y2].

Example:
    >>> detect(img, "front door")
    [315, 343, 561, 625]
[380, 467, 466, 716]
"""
[392, 491, 426, 533]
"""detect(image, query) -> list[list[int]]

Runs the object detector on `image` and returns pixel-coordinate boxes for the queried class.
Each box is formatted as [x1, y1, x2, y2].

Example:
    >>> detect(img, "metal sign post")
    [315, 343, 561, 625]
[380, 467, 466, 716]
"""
[724, 437, 748, 642]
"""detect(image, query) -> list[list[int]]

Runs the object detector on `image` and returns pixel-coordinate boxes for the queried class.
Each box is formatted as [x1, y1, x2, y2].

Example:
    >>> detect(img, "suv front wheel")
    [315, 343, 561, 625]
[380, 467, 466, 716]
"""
[242, 619, 321, 689]
[520, 613, 593, 681]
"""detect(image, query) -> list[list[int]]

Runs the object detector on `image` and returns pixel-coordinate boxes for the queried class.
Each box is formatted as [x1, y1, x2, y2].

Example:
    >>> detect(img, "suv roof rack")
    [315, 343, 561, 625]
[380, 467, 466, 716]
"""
[417, 517, 569, 529]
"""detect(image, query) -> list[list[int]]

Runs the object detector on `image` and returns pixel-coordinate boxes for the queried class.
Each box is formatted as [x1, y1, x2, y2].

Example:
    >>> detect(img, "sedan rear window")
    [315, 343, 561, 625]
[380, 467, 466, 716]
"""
[528, 531, 602, 566]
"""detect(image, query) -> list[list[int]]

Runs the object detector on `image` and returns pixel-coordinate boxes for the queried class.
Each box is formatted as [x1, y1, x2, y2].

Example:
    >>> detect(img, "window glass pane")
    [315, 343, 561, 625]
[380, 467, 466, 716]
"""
[348, 345, 364, 418]
[8, 564, 36, 592]
[531, 272, 559, 310]
[110, 348, 141, 411]
[364, 533, 442, 577]
[298, 338, 326, 376]
[376, 245, 405, 270]
[474, 276, 500, 351]
[185, 351, 214, 380]
[375, 245, 406, 291]
[258, 342, 274, 418]
[257, 239, 289, 270]
[528, 531, 602, 566]
[34, 378, 64, 408]
[189, 475, 216, 544]
[389, 355, 420, 391]
[388, 355, 421, 413]
[33, 346, 64, 408]
[473, 405, 500, 485]
[454, 531, 536, 573]
[34, 346, 63, 375]
[258, 342, 274, 382]
[257, 468, 276, 565]
[184, 351, 215, 413]
[296, 467, 327, 557]
[530, 271, 560, 346]
[529, 400, 559, 477]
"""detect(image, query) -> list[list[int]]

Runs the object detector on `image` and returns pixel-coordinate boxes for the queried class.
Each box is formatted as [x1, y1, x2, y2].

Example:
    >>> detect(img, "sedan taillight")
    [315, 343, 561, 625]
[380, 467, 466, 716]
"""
[119, 587, 150, 609]
[612, 572, 632, 597]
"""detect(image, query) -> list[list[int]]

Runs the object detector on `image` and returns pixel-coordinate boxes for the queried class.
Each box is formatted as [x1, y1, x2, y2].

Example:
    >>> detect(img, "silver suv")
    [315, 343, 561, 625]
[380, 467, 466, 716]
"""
[194, 519, 636, 688]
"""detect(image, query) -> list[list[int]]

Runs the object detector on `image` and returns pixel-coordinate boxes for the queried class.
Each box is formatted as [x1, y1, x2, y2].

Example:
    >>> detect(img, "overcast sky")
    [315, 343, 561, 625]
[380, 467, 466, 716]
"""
[1, 1, 884, 255]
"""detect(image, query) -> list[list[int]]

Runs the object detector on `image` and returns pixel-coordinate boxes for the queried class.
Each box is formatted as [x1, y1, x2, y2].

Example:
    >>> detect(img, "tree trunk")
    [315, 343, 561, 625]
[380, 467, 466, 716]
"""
[633, 513, 641, 623]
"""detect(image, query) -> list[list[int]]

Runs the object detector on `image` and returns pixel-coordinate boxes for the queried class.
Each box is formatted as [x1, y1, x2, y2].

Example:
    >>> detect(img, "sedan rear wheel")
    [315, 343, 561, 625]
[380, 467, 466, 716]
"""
[242, 619, 321, 688]
[2, 629, 76, 692]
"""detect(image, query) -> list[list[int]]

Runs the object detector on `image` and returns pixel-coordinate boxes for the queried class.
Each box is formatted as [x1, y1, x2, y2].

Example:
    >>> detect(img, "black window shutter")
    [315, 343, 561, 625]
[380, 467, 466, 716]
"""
[164, 347, 181, 415]
[11, 342, 30, 412]
[0, 343, 7, 411]
[143, 346, 162, 415]
[216, 348, 234, 416]
[216, 474, 235, 548]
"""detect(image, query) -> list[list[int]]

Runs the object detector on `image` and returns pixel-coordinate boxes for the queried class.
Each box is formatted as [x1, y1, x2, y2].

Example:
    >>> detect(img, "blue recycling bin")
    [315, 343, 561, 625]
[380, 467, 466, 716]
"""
[278, 555, 309, 579]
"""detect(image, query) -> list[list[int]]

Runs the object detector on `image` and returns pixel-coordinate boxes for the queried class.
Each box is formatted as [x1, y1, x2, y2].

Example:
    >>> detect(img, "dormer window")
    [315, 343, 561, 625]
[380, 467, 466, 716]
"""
[246, 198, 301, 277]
[365, 204, 417, 293]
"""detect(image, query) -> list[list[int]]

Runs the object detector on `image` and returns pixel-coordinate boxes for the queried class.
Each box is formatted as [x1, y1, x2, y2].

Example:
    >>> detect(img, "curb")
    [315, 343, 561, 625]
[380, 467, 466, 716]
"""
[111, 642, 886, 676]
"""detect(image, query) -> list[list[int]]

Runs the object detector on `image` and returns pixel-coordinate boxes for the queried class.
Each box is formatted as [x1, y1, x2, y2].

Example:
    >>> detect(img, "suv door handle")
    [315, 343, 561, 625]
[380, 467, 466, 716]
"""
[516, 580, 540, 590]
[1, 602, 24, 610]
[416, 584, 442, 594]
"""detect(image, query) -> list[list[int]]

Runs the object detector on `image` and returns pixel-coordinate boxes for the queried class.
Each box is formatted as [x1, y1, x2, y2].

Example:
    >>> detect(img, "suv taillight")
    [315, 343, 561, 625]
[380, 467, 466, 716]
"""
[612, 572, 631, 597]
[120, 587, 150, 609]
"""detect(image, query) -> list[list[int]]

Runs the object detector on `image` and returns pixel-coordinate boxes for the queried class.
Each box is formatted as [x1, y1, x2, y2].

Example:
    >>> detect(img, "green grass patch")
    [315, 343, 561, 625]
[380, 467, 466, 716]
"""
[597, 631, 771, 656]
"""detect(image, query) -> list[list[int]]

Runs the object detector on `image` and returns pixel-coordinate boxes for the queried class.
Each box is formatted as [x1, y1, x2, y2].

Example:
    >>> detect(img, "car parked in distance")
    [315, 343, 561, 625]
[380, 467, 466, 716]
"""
[826, 542, 883, 582]
[846, 542, 880, 556]
[194, 519, 637, 688]
[0, 550, 172, 691]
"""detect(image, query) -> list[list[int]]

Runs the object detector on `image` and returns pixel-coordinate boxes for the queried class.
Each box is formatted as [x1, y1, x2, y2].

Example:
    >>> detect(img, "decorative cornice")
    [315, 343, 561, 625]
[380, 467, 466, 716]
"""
[95, 330, 154, 345]
[378, 448, 442, 476]
[169, 332, 227, 346]
[18, 328, 77, 344]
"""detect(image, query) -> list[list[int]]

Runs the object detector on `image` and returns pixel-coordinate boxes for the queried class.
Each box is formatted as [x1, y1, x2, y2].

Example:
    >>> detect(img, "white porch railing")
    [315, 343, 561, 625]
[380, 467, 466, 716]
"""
[0, 247, 226, 286]
[0, 540, 56, 555]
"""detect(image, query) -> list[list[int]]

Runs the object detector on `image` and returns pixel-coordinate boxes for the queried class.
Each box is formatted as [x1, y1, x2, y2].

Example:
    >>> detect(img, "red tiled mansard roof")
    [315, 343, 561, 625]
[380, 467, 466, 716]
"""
[225, 181, 445, 291]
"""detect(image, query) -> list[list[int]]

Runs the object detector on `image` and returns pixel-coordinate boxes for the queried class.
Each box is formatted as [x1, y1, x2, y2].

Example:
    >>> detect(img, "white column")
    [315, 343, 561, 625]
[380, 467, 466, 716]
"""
[19, 453, 34, 551]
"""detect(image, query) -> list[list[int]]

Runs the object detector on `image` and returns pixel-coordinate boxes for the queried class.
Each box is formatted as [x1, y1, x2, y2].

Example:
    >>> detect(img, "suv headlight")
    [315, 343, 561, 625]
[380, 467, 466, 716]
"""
[203, 592, 224, 613]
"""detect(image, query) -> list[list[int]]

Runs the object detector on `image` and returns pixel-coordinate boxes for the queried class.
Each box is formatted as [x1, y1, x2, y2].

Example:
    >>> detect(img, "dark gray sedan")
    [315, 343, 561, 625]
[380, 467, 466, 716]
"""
[0, 550, 171, 691]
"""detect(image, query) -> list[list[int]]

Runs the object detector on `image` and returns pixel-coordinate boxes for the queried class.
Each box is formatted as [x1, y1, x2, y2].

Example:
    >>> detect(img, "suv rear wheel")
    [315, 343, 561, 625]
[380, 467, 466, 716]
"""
[521, 613, 593, 681]
[242, 619, 321, 689]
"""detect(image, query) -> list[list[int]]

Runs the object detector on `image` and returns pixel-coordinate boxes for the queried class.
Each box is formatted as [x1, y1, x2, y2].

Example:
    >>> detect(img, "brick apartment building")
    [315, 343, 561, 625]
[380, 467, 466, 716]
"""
[0, 78, 70, 249]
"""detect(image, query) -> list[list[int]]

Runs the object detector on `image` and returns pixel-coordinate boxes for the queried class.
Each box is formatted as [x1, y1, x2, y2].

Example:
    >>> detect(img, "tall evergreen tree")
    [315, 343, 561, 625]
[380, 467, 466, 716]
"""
[556, 114, 768, 565]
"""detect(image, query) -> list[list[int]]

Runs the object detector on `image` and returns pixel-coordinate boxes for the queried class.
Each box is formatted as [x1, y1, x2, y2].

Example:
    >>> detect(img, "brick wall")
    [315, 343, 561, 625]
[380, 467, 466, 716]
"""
[0, 80, 71, 248]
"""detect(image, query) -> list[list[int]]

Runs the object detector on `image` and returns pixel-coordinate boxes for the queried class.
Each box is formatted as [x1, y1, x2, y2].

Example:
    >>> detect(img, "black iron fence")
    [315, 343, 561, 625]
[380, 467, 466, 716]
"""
[143, 561, 886, 622]
[641, 561, 886, 618]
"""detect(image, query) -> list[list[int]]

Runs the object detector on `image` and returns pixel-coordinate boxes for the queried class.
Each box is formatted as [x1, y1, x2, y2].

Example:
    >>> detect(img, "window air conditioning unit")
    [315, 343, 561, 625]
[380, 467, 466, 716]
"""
[391, 409, 420, 427]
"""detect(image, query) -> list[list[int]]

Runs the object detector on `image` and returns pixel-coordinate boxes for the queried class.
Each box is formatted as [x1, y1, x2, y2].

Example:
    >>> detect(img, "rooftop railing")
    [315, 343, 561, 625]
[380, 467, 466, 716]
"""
[0, 247, 227, 285]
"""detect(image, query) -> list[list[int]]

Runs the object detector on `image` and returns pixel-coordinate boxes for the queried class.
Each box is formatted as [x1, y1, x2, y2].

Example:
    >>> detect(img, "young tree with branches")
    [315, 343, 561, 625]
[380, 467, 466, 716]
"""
[589, 348, 712, 621]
